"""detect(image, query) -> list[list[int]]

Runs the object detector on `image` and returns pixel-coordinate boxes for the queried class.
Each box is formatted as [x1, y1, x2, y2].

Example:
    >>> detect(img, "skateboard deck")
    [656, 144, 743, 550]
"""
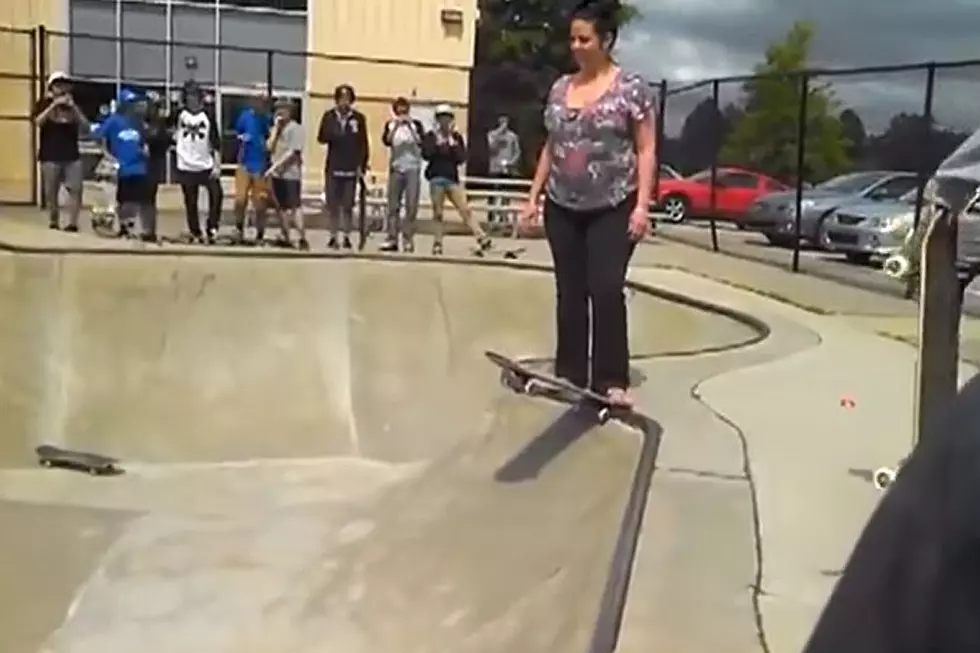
[35, 444, 120, 476]
[472, 246, 525, 260]
[485, 350, 631, 424]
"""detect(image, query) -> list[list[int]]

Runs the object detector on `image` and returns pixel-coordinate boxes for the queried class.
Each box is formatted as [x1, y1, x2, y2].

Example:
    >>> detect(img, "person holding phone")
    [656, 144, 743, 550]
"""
[380, 96, 425, 252]
[33, 71, 89, 232]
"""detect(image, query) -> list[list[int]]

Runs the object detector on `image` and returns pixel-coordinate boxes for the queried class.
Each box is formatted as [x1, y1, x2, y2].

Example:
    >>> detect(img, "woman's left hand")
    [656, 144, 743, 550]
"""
[627, 206, 650, 241]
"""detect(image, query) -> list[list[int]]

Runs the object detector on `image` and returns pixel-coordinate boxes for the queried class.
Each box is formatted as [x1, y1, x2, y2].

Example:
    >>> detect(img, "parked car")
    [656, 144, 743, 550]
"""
[743, 170, 919, 247]
[820, 189, 921, 265]
[655, 167, 788, 224]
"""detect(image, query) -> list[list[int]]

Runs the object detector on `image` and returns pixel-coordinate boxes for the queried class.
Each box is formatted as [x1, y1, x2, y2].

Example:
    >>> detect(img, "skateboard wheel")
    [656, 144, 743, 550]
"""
[873, 467, 896, 490]
[40, 459, 52, 467]
[596, 407, 611, 424]
[523, 379, 539, 395]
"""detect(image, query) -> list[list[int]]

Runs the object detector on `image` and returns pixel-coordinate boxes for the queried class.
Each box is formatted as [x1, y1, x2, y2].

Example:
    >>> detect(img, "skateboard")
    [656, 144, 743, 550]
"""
[357, 174, 369, 251]
[485, 350, 631, 424]
[874, 177, 980, 490]
[471, 246, 525, 260]
[35, 444, 121, 476]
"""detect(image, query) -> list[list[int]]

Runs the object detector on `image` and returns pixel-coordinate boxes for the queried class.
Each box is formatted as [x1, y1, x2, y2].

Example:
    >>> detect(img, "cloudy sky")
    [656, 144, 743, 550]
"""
[616, 0, 980, 135]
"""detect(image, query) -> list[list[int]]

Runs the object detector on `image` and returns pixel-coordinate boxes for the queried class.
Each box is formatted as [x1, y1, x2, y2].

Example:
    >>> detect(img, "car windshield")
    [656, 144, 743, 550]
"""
[816, 172, 890, 193]
[660, 164, 681, 180]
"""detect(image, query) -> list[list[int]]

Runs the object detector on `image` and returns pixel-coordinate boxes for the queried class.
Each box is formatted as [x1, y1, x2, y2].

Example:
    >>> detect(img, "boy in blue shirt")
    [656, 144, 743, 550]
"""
[233, 91, 272, 244]
[98, 88, 156, 242]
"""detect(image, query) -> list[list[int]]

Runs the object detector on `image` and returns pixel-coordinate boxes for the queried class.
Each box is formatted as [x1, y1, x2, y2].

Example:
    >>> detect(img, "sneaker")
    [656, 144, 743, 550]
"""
[273, 236, 292, 248]
[140, 233, 158, 244]
[205, 230, 216, 245]
[232, 229, 246, 245]
[297, 238, 310, 251]
[379, 238, 398, 252]
[432, 242, 443, 256]
[327, 236, 339, 250]
[342, 236, 353, 250]
[478, 236, 493, 252]
[402, 240, 415, 254]
[63, 224, 78, 233]
[48, 222, 59, 230]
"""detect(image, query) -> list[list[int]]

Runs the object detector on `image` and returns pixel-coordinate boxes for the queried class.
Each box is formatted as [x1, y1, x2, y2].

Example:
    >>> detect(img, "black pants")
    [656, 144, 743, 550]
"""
[545, 194, 637, 392]
[325, 174, 358, 236]
[179, 170, 224, 236]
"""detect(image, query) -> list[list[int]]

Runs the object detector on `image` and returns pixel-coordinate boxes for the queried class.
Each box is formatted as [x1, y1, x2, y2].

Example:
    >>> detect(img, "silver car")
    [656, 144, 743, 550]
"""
[820, 190, 919, 265]
[743, 170, 919, 247]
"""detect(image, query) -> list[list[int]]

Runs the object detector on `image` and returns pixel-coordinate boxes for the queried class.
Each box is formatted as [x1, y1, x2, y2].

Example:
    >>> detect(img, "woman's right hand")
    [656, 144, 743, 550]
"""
[517, 198, 540, 233]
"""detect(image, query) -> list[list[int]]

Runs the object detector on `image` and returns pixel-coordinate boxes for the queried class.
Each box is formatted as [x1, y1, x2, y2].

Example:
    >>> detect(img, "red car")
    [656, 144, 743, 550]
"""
[655, 167, 789, 224]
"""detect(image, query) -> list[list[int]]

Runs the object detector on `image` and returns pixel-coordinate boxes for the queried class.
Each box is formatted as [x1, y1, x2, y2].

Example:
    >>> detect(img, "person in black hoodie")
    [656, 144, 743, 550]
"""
[421, 104, 492, 256]
[317, 84, 368, 250]
[143, 91, 173, 235]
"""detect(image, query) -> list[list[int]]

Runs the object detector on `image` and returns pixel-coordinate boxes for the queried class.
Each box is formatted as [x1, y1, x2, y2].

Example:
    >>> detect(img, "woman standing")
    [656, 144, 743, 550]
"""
[519, 0, 655, 407]
[421, 104, 493, 256]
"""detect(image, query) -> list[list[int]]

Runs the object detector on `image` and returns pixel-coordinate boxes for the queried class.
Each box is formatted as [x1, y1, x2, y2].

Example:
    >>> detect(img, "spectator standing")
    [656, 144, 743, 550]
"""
[486, 115, 521, 224]
[233, 90, 271, 244]
[266, 97, 307, 250]
[317, 84, 369, 250]
[421, 104, 492, 256]
[33, 71, 89, 232]
[380, 96, 424, 252]
[173, 80, 223, 243]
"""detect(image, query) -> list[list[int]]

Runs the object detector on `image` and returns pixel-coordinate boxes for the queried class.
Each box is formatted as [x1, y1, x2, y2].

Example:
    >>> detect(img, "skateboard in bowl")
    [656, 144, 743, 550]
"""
[35, 444, 121, 476]
[485, 350, 631, 424]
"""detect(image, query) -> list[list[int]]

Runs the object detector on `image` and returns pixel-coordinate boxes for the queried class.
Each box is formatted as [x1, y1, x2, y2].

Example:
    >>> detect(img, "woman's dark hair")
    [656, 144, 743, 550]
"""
[570, 0, 622, 50]
[392, 96, 410, 111]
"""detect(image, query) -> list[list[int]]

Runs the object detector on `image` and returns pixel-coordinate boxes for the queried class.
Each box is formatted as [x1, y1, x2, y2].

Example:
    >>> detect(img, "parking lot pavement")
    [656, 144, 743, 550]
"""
[655, 220, 980, 315]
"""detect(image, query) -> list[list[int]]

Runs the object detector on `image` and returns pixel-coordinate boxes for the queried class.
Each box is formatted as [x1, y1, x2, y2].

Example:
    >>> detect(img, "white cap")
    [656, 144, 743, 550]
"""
[434, 103, 454, 117]
[47, 71, 69, 88]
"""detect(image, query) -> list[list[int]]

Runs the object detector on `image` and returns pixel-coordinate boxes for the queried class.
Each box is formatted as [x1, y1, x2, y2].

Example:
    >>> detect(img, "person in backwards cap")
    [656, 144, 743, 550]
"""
[96, 88, 156, 242]
[317, 83, 369, 250]
[173, 80, 223, 244]
[233, 86, 272, 244]
[33, 71, 89, 232]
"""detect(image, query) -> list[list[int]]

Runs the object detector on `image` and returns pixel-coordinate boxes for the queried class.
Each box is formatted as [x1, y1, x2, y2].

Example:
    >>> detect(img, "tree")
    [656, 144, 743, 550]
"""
[720, 21, 851, 183]
[839, 108, 867, 163]
[468, 0, 640, 175]
[676, 98, 728, 173]
[865, 113, 969, 174]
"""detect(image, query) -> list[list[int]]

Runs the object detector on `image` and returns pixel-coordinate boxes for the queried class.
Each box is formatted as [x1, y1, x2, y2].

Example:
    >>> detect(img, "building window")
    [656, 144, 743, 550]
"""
[219, 0, 307, 12]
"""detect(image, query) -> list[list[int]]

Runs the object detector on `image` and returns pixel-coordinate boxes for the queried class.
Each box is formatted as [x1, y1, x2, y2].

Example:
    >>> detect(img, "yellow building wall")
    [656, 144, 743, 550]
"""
[304, 0, 476, 177]
[0, 0, 68, 202]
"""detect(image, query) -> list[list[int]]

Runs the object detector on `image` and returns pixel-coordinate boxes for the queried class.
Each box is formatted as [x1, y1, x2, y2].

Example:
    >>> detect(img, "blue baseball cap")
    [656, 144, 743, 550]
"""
[118, 88, 144, 104]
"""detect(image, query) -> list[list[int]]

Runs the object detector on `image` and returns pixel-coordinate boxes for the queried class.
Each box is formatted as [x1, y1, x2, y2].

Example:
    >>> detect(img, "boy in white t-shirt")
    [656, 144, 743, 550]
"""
[173, 80, 223, 243]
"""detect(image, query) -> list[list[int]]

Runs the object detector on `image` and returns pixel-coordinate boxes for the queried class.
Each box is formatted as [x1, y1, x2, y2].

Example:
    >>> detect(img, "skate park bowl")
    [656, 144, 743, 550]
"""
[0, 251, 766, 653]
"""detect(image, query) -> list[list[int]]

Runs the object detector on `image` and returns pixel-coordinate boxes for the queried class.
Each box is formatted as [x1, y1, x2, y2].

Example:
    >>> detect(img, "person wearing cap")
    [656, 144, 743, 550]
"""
[421, 104, 492, 256]
[317, 83, 369, 250]
[33, 71, 89, 232]
[379, 96, 425, 252]
[265, 97, 307, 250]
[233, 88, 272, 244]
[97, 88, 156, 242]
[173, 80, 223, 244]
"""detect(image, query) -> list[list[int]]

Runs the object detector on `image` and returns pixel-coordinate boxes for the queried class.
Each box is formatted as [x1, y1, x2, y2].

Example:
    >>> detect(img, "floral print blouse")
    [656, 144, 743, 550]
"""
[543, 70, 655, 211]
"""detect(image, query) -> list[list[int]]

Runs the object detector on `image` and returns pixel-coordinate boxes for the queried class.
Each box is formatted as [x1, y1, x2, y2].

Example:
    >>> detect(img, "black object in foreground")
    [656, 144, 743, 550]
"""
[35, 444, 121, 476]
[485, 349, 631, 425]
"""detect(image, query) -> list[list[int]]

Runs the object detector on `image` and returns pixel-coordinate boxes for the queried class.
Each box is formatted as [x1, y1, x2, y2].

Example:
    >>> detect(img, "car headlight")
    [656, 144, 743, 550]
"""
[799, 199, 816, 210]
[868, 212, 912, 232]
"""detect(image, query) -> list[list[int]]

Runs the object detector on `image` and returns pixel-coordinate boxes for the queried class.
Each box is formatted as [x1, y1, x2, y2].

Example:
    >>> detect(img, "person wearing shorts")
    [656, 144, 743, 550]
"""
[33, 71, 88, 232]
[233, 91, 271, 243]
[421, 104, 492, 256]
[266, 97, 307, 249]
[98, 88, 156, 242]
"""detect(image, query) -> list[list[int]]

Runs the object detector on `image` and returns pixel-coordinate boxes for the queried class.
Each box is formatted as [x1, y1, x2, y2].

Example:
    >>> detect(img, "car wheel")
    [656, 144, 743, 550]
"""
[845, 252, 872, 266]
[812, 211, 835, 250]
[661, 194, 690, 223]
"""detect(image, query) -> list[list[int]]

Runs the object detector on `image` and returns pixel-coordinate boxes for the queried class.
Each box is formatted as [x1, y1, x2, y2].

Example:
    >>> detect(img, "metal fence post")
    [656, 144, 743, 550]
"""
[266, 50, 274, 97]
[29, 28, 39, 207]
[912, 63, 936, 232]
[37, 25, 48, 210]
[708, 79, 720, 252]
[791, 73, 810, 273]
[653, 79, 667, 207]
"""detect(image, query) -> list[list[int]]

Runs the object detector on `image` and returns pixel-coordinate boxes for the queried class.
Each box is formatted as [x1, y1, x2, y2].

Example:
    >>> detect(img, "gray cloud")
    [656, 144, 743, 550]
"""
[617, 0, 980, 134]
